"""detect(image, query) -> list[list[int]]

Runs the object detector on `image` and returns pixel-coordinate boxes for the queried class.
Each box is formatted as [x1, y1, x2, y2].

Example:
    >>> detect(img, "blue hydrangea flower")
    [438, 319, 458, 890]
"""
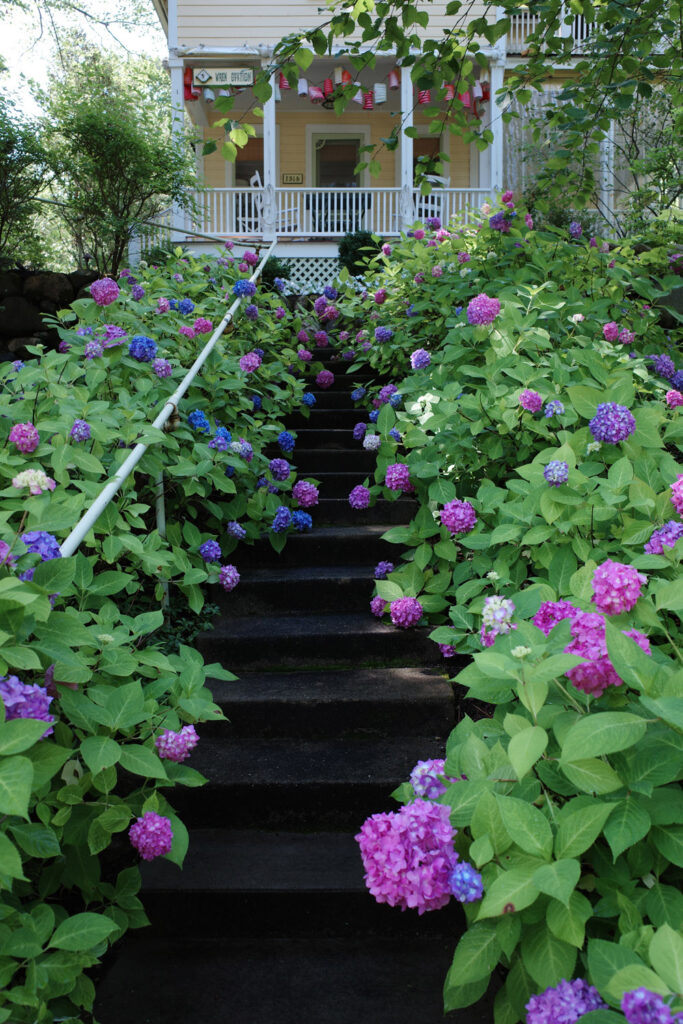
[406, 304, 416, 318]
[178, 298, 195, 315]
[302, 392, 316, 407]
[199, 539, 221, 562]
[374, 561, 394, 579]
[374, 326, 393, 342]
[544, 400, 565, 418]
[225, 465, 235, 478]
[214, 426, 232, 445]
[589, 403, 636, 443]
[323, 285, 338, 300]
[389, 393, 402, 408]
[252, 394, 262, 410]
[671, 370, 683, 390]
[245, 304, 259, 320]
[369, 409, 379, 423]
[353, 422, 367, 440]
[128, 335, 158, 362]
[233, 280, 256, 298]
[271, 506, 292, 533]
[226, 521, 247, 540]
[277, 431, 295, 454]
[188, 410, 211, 433]
[455, 305, 463, 315]
[569, 220, 583, 238]
[292, 510, 313, 531]
[449, 861, 484, 903]
[543, 460, 569, 486]
[169, 299, 179, 310]
[389, 428, 401, 442]
[273, 277, 286, 293]
[21, 532, 61, 561]
[351, 387, 366, 401]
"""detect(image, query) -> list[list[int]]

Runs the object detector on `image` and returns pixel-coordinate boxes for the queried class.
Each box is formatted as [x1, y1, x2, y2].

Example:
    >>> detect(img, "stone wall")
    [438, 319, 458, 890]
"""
[0, 269, 98, 362]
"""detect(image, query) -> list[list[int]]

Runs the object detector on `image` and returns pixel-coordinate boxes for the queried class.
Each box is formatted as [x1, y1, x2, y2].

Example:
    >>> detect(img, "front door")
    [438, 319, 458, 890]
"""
[313, 136, 362, 187]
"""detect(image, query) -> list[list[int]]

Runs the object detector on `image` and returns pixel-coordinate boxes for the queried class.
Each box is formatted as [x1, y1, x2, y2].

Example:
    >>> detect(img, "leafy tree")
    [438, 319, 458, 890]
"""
[0, 97, 54, 265]
[39, 38, 197, 274]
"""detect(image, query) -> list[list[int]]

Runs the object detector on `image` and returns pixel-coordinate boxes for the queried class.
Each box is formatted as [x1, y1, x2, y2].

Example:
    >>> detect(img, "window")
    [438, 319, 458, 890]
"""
[235, 138, 263, 187]
[313, 137, 362, 187]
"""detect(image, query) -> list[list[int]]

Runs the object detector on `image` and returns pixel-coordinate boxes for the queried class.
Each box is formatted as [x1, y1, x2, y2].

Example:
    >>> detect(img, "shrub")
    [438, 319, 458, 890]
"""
[338, 230, 383, 276]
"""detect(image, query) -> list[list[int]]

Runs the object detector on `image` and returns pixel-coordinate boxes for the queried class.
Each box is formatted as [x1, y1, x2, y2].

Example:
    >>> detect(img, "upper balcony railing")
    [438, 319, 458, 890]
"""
[138, 186, 492, 251]
[506, 5, 593, 55]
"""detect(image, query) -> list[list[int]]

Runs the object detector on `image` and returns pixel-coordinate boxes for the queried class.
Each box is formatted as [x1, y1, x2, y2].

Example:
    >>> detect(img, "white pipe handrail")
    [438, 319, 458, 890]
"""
[59, 240, 277, 559]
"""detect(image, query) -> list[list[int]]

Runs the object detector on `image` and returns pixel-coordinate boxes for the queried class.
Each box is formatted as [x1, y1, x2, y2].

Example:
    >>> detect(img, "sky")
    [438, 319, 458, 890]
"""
[2, 1, 166, 116]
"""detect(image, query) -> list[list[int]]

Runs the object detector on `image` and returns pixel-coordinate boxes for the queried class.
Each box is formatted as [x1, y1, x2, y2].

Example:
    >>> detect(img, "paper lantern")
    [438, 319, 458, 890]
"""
[417, 89, 431, 105]
[279, 72, 291, 90]
[459, 91, 471, 108]
[362, 90, 374, 110]
[473, 81, 483, 100]
[323, 78, 334, 97]
[334, 66, 344, 86]
[388, 68, 400, 90]
[443, 82, 455, 101]
[342, 69, 353, 85]
[352, 85, 363, 105]
[297, 77, 309, 96]
[309, 85, 324, 103]
[203, 87, 215, 104]
[480, 81, 490, 101]
[374, 82, 387, 104]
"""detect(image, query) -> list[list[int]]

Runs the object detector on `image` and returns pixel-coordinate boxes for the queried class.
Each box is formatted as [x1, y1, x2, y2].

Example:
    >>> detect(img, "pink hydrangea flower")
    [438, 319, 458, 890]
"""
[316, 370, 334, 389]
[565, 612, 650, 697]
[457, 252, 470, 264]
[666, 390, 683, 408]
[219, 564, 240, 591]
[193, 317, 213, 334]
[385, 464, 411, 492]
[432, 265, 443, 278]
[355, 800, 456, 914]
[244, 251, 258, 266]
[155, 725, 199, 762]
[12, 470, 57, 495]
[466, 293, 500, 326]
[381, 243, 392, 256]
[525, 213, 533, 229]
[501, 190, 514, 203]
[670, 474, 683, 515]
[90, 278, 120, 306]
[292, 481, 319, 507]
[619, 328, 634, 345]
[179, 325, 196, 339]
[519, 389, 543, 412]
[533, 600, 580, 635]
[129, 811, 173, 861]
[413, 229, 425, 240]
[157, 297, 170, 313]
[370, 595, 387, 617]
[9, 422, 40, 454]
[441, 499, 477, 535]
[374, 289, 387, 304]
[239, 352, 262, 373]
[390, 597, 423, 628]
[603, 321, 620, 341]
[592, 560, 646, 615]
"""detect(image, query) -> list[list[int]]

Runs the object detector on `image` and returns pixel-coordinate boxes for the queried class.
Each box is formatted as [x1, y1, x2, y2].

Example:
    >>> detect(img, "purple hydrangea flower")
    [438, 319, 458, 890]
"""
[569, 220, 583, 238]
[589, 402, 637, 443]
[128, 335, 158, 362]
[649, 353, 676, 380]
[153, 358, 173, 378]
[316, 370, 334, 389]
[374, 326, 393, 343]
[519, 389, 543, 412]
[131, 284, 145, 301]
[230, 438, 253, 461]
[525, 979, 605, 1024]
[129, 811, 173, 860]
[0, 675, 55, 737]
[199, 539, 221, 562]
[353, 422, 367, 440]
[410, 758, 458, 799]
[410, 348, 431, 369]
[466, 293, 500, 326]
[239, 351, 262, 373]
[441, 500, 477, 535]
[621, 988, 678, 1024]
[9, 422, 40, 453]
[21, 531, 61, 561]
[70, 419, 91, 442]
[226, 521, 247, 539]
[390, 597, 423, 628]
[385, 464, 411, 492]
[544, 400, 564, 417]
[489, 211, 510, 233]
[0, 541, 16, 567]
[349, 485, 371, 510]
[645, 520, 683, 554]
[374, 561, 394, 579]
[271, 506, 292, 533]
[544, 460, 569, 486]
[155, 724, 198, 762]
[449, 861, 484, 902]
[84, 340, 104, 359]
[292, 481, 319, 507]
[370, 595, 386, 617]
[269, 458, 291, 481]
[244, 304, 259, 321]
[219, 564, 240, 591]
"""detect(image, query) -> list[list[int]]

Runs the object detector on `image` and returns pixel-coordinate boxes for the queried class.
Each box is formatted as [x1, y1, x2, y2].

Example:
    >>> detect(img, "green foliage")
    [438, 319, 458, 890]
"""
[0, 97, 54, 266]
[338, 230, 382, 276]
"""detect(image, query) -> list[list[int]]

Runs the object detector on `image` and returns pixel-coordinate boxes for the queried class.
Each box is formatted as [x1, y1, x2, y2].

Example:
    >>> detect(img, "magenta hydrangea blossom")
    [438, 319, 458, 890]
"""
[565, 612, 650, 697]
[157, 297, 170, 313]
[466, 293, 500, 326]
[90, 278, 120, 306]
[370, 595, 387, 617]
[239, 352, 262, 373]
[219, 565, 240, 591]
[666, 389, 683, 408]
[525, 979, 605, 1024]
[441, 499, 477, 535]
[155, 725, 198, 763]
[385, 464, 411, 492]
[438, 643, 457, 658]
[297, 348, 312, 362]
[316, 370, 334, 389]
[390, 597, 423, 628]
[314, 330, 329, 347]
[292, 481, 319, 508]
[355, 799, 456, 914]
[129, 811, 173, 861]
[9, 422, 40, 453]
[603, 321, 620, 341]
[533, 601, 580, 636]
[519, 389, 543, 413]
[592, 559, 646, 615]
[349, 485, 371, 510]
[671, 474, 683, 515]
[0, 541, 16, 567]
[409, 758, 459, 800]
[193, 317, 213, 334]
[0, 675, 55, 737]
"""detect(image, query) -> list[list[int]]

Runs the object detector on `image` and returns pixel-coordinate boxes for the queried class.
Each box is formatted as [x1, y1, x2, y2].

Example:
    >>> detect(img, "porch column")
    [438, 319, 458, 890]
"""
[487, 59, 505, 196]
[168, 56, 188, 243]
[261, 62, 277, 240]
[599, 120, 615, 229]
[399, 65, 414, 231]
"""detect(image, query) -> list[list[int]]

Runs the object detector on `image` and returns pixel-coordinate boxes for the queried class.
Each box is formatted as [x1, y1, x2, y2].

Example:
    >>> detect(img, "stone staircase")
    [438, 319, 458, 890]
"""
[94, 349, 494, 1023]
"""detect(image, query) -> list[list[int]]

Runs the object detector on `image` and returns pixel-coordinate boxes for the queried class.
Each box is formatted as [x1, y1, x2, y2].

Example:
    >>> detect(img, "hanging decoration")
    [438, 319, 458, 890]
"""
[297, 77, 309, 96]
[203, 87, 216, 104]
[342, 70, 353, 85]
[480, 81, 491, 101]
[323, 78, 334, 97]
[334, 67, 344, 86]
[443, 82, 455, 101]
[388, 68, 400, 90]
[362, 90, 374, 110]
[183, 67, 201, 101]
[459, 91, 471, 108]
[473, 81, 483, 100]
[374, 83, 387, 104]
[279, 72, 291, 90]
[309, 85, 324, 103]
[417, 89, 431, 105]
[352, 85, 364, 105]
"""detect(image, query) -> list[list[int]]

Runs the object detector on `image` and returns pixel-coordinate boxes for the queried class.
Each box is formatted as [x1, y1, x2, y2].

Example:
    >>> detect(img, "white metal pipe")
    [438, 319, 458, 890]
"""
[59, 240, 276, 559]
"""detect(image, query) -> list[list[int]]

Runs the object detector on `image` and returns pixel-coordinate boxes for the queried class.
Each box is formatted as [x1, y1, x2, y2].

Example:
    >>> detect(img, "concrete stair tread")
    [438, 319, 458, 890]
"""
[141, 829, 364, 892]
[238, 563, 375, 584]
[212, 666, 449, 704]
[204, 610, 417, 640]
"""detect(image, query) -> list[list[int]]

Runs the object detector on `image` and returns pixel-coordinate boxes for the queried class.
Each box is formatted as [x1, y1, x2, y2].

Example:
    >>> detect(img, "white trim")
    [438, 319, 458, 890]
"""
[305, 124, 371, 187]
[222, 125, 280, 186]
[166, 0, 177, 50]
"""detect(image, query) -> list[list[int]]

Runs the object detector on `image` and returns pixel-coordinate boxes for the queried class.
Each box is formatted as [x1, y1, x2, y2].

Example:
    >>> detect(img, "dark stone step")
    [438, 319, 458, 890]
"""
[236, 525, 395, 569]
[316, 497, 415, 525]
[290, 407, 367, 429]
[94, 906, 494, 1024]
[198, 611, 438, 671]
[291, 428, 363, 450]
[294, 447, 375, 473]
[313, 471, 375, 499]
[205, 666, 456, 738]
[175, 735, 445, 828]
[213, 564, 376, 616]
[305, 389, 368, 409]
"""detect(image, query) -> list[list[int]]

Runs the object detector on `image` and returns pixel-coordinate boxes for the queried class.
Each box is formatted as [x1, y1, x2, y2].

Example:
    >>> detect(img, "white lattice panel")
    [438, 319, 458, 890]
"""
[284, 257, 340, 294]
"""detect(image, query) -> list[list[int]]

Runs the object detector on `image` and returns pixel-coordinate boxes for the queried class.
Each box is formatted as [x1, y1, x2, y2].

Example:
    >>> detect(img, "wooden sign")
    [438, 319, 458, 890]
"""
[193, 68, 254, 88]
[282, 173, 304, 184]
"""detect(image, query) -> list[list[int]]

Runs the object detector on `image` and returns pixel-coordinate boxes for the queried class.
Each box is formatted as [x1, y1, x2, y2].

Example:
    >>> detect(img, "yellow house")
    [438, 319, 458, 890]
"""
[144, 0, 607, 278]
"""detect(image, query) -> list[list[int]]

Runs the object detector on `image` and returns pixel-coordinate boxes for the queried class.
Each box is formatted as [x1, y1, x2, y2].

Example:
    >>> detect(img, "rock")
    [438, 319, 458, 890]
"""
[0, 295, 46, 337]
[0, 271, 21, 298]
[69, 270, 98, 295]
[39, 299, 57, 314]
[23, 272, 74, 308]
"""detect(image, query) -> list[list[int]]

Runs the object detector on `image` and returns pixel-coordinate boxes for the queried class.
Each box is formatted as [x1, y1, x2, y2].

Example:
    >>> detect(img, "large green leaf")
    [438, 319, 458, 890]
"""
[49, 912, 117, 951]
[496, 795, 553, 860]
[603, 798, 650, 861]
[587, 939, 643, 996]
[554, 803, 614, 859]
[10, 823, 60, 859]
[533, 858, 580, 907]
[444, 920, 501, 985]
[649, 924, 683, 992]
[477, 866, 539, 920]
[507, 726, 548, 780]
[559, 758, 623, 795]
[119, 745, 167, 780]
[0, 719, 53, 755]
[521, 923, 577, 988]
[561, 712, 647, 762]
[0, 832, 26, 880]
[80, 736, 121, 775]
[546, 890, 592, 947]
[0, 756, 33, 819]
[607, 965, 670, 1003]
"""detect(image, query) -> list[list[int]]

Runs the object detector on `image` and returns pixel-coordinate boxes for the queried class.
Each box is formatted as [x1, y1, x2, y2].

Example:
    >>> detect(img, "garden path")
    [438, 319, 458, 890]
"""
[95, 348, 494, 1023]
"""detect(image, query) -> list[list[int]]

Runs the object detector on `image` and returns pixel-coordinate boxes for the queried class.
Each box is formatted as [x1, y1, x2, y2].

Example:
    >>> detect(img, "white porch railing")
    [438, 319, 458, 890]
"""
[138, 187, 492, 250]
[507, 6, 593, 54]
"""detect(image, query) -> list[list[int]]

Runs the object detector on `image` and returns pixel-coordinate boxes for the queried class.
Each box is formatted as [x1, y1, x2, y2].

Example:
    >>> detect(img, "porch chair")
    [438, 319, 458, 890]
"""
[236, 170, 264, 233]
[415, 174, 450, 225]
